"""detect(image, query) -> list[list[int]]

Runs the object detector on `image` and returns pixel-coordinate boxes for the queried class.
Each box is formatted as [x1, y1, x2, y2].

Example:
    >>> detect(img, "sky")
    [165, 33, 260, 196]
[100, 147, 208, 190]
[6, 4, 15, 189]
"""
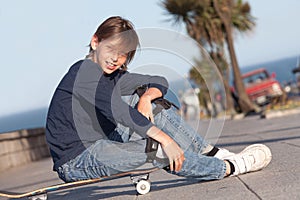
[0, 0, 300, 117]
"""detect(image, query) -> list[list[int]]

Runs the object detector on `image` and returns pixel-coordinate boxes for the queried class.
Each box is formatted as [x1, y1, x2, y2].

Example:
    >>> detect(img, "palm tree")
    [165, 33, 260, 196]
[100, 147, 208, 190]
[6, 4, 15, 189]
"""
[210, 0, 257, 114]
[161, 0, 233, 115]
[213, 0, 257, 113]
[161, 0, 204, 43]
[161, 0, 258, 114]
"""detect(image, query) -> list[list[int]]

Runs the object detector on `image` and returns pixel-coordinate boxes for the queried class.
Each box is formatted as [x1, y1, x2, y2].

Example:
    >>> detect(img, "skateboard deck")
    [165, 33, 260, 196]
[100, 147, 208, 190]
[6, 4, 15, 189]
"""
[0, 167, 159, 199]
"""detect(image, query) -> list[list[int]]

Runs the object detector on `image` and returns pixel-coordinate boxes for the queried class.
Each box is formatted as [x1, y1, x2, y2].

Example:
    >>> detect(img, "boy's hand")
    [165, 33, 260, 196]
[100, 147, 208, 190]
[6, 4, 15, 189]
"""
[137, 94, 154, 122]
[146, 126, 185, 172]
[162, 140, 185, 172]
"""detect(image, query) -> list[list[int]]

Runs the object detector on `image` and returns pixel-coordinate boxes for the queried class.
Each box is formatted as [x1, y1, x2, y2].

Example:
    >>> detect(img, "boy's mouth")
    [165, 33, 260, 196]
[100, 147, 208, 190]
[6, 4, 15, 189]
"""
[105, 61, 118, 70]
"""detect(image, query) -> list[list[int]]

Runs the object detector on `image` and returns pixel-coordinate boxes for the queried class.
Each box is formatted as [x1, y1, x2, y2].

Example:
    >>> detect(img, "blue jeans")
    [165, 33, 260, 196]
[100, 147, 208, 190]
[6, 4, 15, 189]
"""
[57, 105, 226, 182]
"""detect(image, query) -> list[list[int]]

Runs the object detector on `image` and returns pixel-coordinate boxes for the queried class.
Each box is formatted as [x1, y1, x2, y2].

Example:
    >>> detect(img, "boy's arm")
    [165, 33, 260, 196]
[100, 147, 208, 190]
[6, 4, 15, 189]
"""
[137, 87, 162, 122]
[139, 87, 185, 172]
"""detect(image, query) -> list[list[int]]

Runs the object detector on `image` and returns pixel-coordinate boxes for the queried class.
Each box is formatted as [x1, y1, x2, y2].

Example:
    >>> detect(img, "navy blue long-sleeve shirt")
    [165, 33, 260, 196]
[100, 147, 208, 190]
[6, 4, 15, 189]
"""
[46, 59, 168, 171]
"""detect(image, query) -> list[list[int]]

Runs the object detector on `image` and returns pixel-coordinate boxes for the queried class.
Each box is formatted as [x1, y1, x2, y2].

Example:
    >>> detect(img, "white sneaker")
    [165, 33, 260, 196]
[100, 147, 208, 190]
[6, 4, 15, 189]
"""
[214, 148, 236, 160]
[226, 144, 272, 176]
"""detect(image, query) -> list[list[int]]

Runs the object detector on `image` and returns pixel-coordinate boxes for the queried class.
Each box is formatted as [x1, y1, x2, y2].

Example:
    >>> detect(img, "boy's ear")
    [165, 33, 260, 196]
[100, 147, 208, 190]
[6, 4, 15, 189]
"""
[90, 35, 99, 50]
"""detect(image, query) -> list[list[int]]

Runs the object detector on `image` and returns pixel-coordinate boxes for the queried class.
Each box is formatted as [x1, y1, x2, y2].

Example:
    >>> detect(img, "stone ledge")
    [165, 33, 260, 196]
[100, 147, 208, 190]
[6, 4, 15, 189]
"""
[0, 128, 50, 172]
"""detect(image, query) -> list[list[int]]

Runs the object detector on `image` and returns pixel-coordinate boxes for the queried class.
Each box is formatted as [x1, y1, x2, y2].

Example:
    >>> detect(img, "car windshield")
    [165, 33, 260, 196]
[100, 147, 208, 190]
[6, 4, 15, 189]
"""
[243, 71, 268, 86]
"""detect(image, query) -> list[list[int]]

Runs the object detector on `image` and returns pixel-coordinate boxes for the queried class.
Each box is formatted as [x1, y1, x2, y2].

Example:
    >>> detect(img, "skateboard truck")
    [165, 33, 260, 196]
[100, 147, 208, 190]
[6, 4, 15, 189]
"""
[130, 173, 151, 195]
[28, 193, 47, 200]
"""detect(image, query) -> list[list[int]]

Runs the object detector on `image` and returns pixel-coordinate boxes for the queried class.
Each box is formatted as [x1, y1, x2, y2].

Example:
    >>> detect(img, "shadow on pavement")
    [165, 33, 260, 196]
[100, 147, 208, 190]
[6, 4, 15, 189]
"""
[217, 135, 300, 147]
[32, 178, 206, 200]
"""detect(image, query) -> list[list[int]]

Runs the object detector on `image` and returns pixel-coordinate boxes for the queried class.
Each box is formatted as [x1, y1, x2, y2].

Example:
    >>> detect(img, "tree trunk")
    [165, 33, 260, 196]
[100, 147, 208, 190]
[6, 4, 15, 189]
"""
[213, 0, 256, 114]
[225, 23, 256, 113]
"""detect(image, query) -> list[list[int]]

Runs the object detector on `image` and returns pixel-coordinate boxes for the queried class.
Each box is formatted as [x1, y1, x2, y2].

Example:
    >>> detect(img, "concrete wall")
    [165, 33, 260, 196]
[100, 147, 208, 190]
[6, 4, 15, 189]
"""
[0, 128, 50, 172]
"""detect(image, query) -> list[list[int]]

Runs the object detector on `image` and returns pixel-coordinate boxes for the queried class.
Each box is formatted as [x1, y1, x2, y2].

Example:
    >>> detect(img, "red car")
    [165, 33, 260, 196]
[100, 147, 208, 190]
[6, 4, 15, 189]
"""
[242, 68, 283, 106]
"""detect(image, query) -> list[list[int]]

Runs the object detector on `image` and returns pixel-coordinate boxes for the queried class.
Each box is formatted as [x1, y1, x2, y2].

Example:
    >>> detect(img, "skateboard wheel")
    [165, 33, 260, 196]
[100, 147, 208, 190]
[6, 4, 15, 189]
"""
[136, 180, 151, 195]
[28, 193, 47, 200]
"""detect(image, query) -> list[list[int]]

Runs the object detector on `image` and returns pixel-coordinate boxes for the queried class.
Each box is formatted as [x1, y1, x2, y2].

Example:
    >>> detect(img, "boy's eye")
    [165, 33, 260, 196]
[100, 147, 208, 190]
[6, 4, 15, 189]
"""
[106, 46, 114, 52]
[119, 52, 127, 57]
[106, 46, 127, 57]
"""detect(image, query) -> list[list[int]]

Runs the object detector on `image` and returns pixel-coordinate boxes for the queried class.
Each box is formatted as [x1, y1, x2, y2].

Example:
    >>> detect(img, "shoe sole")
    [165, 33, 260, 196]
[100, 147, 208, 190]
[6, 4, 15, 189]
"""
[239, 144, 272, 172]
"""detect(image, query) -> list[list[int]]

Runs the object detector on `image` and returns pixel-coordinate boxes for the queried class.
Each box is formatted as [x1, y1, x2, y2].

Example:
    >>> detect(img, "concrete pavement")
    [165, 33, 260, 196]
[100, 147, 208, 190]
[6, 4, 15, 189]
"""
[0, 112, 299, 200]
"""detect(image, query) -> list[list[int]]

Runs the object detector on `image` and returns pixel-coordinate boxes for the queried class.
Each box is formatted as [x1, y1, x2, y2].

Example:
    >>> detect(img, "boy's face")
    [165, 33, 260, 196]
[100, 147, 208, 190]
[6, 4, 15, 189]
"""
[94, 37, 128, 74]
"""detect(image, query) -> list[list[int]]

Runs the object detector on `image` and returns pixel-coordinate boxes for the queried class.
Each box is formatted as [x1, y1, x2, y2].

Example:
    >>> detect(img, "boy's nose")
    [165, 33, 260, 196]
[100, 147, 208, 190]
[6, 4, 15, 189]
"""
[111, 53, 118, 62]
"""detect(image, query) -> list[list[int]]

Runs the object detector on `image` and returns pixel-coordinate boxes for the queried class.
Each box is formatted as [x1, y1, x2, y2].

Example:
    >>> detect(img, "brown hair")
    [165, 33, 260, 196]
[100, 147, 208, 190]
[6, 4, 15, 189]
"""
[89, 16, 140, 70]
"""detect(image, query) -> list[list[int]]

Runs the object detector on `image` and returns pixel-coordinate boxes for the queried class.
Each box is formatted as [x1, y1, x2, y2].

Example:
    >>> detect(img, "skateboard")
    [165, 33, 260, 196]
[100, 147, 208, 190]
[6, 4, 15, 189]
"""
[0, 167, 159, 200]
